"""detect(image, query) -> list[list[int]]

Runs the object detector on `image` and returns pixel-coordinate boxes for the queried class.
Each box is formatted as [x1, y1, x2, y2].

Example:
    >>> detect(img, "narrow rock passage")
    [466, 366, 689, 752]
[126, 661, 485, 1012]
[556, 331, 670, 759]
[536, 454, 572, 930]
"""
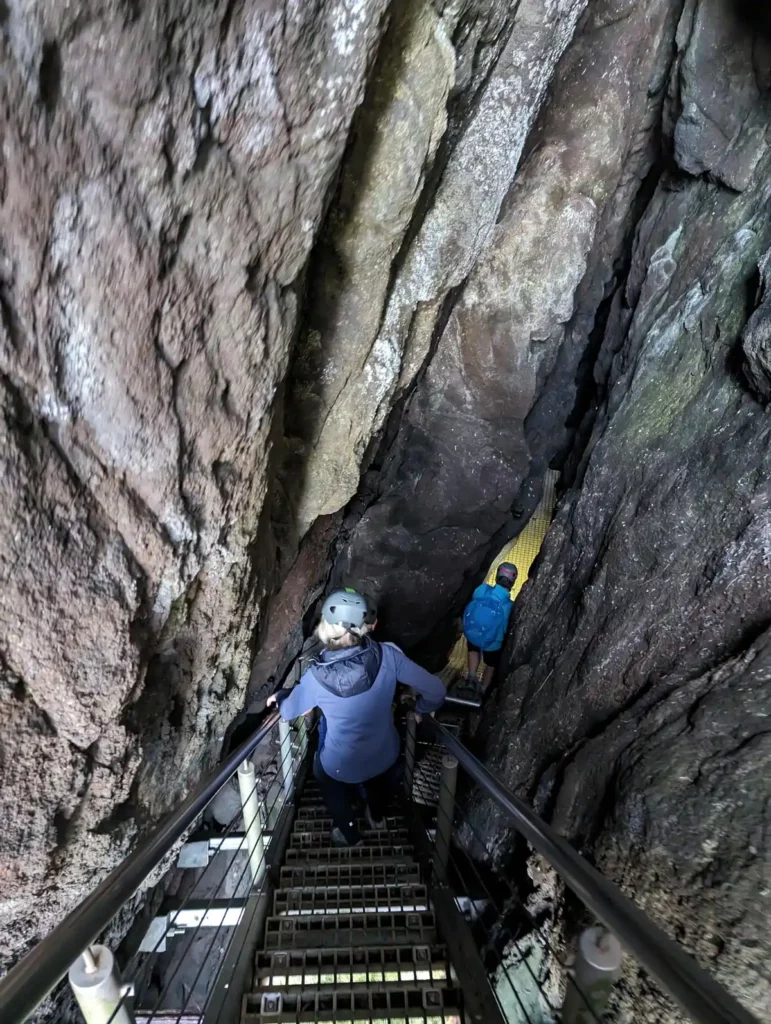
[445, 471, 559, 685]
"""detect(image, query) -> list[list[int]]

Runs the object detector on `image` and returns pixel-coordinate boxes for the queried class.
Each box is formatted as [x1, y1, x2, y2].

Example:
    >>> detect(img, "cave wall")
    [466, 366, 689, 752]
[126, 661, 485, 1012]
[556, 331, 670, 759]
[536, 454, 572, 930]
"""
[472, 1, 771, 1017]
[281, 0, 590, 544]
[0, 0, 390, 969]
[334, 0, 687, 652]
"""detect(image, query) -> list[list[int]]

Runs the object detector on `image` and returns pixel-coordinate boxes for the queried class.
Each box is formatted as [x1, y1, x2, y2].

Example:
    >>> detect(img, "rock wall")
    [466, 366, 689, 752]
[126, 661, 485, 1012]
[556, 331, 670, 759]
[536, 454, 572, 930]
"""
[282, 0, 589, 545]
[472, 1, 771, 1017]
[334, 0, 686, 654]
[0, 0, 389, 971]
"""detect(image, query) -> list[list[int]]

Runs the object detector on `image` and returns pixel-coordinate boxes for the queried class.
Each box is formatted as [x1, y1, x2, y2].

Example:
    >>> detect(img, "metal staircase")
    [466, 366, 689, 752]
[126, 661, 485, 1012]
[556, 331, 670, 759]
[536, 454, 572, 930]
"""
[0, 704, 761, 1024]
[244, 775, 463, 1023]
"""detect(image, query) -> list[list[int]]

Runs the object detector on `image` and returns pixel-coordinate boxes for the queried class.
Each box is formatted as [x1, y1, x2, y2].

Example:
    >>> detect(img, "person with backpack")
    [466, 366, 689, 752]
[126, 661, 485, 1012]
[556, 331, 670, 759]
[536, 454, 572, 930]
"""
[267, 588, 446, 846]
[462, 562, 518, 694]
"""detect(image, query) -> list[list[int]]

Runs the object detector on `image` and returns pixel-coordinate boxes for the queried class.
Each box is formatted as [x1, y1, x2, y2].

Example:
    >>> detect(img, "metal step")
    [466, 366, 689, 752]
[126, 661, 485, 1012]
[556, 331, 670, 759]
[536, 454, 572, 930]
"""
[254, 944, 453, 989]
[263, 910, 437, 949]
[274, 883, 429, 916]
[243, 985, 462, 1022]
[279, 862, 421, 888]
[289, 828, 410, 849]
[284, 844, 414, 867]
[295, 793, 326, 805]
[292, 813, 405, 829]
[296, 804, 403, 821]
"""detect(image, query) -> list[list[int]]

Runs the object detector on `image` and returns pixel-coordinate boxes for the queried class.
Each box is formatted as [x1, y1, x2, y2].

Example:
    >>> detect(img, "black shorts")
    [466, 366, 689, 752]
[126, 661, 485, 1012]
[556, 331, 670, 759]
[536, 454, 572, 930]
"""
[467, 643, 501, 669]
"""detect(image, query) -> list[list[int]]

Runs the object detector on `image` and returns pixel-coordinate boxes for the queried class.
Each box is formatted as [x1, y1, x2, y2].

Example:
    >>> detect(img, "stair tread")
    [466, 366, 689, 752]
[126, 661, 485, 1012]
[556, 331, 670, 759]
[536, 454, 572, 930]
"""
[264, 910, 436, 949]
[255, 943, 450, 973]
[284, 846, 415, 867]
[290, 815, 405, 831]
[244, 985, 462, 1022]
[296, 805, 404, 819]
[289, 829, 410, 849]
[280, 864, 421, 887]
[274, 883, 429, 916]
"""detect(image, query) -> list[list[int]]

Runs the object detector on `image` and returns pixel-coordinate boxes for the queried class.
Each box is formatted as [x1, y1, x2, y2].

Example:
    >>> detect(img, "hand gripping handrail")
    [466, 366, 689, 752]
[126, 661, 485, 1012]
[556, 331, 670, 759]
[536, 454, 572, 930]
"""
[0, 710, 280, 1024]
[423, 716, 760, 1024]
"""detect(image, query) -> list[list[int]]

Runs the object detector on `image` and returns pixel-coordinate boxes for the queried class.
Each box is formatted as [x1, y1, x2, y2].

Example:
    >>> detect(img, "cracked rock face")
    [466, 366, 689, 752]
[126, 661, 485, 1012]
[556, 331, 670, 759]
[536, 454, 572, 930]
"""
[333, 0, 684, 654]
[1, 0, 770, 1019]
[471, 1, 771, 1017]
[0, 0, 388, 977]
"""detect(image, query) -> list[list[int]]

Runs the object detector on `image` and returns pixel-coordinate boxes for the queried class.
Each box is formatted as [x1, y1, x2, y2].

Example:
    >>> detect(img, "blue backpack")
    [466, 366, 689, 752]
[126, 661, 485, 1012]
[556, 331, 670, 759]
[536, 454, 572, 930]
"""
[463, 593, 507, 649]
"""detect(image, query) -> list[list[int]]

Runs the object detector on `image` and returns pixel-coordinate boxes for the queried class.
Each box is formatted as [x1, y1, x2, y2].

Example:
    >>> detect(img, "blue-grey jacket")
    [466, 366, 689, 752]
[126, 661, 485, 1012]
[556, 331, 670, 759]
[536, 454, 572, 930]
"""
[277, 639, 446, 784]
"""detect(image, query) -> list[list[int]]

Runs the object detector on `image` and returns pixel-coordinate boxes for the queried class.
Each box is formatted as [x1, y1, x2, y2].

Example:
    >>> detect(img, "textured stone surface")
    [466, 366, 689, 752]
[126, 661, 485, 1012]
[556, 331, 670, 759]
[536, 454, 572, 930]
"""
[673, 0, 770, 191]
[334, 0, 684, 653]
[557, 629, 771, 1021]
[0, 0, 388, 973]
[286, 0, 589, 535]
[281, 0, 456, 540]
[474, 2, 771, 1015]
[742, 246, 771, 402]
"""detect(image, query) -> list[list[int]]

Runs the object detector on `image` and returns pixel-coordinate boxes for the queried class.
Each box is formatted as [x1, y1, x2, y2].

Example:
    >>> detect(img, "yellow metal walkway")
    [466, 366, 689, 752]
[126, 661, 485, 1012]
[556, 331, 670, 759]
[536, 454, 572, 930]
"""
[446, 471, 559, 678]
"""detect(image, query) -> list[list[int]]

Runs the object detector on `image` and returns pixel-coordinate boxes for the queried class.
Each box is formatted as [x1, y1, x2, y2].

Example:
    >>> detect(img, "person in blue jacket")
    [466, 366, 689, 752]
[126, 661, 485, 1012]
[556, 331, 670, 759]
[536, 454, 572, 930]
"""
[462, 562, 517, 694]
[268, 588, 446, 847]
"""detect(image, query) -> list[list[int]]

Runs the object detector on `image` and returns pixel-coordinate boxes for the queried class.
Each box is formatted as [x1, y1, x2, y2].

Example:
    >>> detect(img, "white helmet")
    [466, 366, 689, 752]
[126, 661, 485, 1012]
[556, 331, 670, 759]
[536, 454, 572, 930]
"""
[321, 588, 377, 630]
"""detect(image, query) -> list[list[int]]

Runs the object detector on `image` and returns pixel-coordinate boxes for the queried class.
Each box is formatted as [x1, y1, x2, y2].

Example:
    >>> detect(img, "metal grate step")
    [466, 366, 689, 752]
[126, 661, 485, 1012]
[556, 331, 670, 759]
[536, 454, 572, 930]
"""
[293, 812, 406, 828]
[296, 804, 406, 821]
[274, 883, 429, 916]
[284, 844, 414, 867]
[244, 984, 462, 1022]
[254, 944, 453, 989]
[279, 862, 421, 888]
[290, 828, 410, 849]
[295, 800, 326, 812]
[264, 911, 437, 949]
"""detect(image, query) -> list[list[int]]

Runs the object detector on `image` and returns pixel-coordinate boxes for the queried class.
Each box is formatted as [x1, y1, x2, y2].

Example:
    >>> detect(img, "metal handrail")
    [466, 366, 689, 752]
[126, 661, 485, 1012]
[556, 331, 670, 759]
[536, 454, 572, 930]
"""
[0, 709, 280, 1024]
[424, 717, 760, 1024]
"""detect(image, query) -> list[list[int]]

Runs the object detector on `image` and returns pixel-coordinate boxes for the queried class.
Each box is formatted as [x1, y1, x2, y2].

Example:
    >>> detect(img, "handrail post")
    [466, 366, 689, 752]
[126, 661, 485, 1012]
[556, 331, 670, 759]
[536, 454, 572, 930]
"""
[562, 927, 623, 1024]
[237, 759, 266, 886]
[404, 712, 417, 797]
[279, 718, 294, 799]
[434, 754, 457, 879]
[68, 945, 136, 1024]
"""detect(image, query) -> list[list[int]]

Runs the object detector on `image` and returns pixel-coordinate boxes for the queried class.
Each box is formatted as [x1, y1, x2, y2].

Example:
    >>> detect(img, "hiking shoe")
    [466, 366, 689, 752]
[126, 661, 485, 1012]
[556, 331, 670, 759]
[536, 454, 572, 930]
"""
[331, 826, 363, 847]
[365, 806, 386, 831]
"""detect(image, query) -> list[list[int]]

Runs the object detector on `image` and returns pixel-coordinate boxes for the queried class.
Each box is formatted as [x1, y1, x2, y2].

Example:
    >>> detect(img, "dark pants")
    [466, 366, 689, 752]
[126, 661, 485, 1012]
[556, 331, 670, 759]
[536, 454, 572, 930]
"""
[467, 642, 502, 668]
[314, 753, 404, 845]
